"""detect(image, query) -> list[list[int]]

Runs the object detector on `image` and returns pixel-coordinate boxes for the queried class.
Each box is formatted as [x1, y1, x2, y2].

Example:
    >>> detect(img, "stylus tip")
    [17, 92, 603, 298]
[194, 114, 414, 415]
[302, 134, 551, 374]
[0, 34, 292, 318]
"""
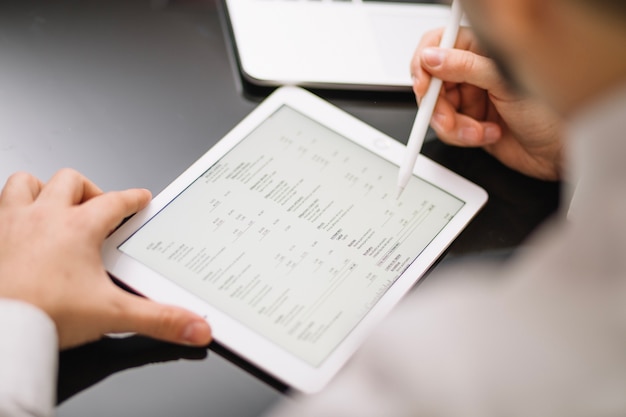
[396, 187, 405, 200]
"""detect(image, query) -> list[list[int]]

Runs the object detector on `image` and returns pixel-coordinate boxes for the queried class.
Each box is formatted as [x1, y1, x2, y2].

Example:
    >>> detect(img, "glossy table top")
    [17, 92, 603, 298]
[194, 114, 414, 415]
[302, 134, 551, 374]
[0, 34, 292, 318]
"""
[0, 1, 560, 416]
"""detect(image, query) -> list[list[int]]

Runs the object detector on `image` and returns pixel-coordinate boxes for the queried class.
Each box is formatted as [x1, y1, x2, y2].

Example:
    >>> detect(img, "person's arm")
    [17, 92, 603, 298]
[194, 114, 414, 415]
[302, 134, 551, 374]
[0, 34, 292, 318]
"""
[267, 244, 626, 417]
[0, 300, 57, 417]
[0, 169, 215, 415]
[0, 169, 214, 415]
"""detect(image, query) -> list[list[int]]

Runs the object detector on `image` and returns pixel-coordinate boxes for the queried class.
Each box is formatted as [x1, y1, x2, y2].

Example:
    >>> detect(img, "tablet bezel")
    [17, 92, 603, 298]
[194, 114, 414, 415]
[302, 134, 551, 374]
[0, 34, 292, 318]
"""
[102, 86, 487, 393]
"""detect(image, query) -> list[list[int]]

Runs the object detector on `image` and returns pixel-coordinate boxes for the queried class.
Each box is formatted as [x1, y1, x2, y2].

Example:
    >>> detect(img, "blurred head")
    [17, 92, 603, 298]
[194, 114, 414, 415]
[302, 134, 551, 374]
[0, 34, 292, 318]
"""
[459, 0, 626, 116]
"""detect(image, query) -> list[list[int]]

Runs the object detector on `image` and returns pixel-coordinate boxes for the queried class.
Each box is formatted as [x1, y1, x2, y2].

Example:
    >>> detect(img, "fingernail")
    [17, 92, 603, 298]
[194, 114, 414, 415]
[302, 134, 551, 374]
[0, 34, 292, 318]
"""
[183, 321, 211, 345]
[422, 48, 445, 69]
[432, 112, 446, 129]
[460, 127, 479, 143]
[484, 126, 501, 143]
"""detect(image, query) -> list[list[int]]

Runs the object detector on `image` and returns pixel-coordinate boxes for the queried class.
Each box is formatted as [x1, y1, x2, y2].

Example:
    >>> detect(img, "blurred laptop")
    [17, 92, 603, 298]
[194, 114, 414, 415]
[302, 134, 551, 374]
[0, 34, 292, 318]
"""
[223, 0, 452, 92]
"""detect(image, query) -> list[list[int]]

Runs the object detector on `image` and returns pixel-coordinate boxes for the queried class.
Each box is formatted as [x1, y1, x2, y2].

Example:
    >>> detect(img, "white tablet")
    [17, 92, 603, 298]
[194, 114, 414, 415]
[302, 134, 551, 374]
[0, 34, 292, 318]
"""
[102, 86, 487, 393]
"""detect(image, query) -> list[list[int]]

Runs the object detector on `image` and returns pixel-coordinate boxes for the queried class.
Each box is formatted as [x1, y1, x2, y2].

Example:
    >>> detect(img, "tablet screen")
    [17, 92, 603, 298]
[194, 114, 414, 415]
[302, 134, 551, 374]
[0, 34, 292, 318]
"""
[119, 105, 464, 366]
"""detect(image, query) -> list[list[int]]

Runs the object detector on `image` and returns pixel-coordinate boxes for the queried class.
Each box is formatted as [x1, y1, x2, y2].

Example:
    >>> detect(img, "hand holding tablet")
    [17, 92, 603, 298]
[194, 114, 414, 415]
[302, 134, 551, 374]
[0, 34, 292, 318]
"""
[102, 87, 487, 393]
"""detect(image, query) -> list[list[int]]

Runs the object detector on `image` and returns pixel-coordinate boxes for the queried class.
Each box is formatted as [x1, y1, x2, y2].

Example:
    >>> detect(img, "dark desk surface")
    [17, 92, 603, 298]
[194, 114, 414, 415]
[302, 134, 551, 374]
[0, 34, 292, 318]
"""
[0, 1, 560, 416]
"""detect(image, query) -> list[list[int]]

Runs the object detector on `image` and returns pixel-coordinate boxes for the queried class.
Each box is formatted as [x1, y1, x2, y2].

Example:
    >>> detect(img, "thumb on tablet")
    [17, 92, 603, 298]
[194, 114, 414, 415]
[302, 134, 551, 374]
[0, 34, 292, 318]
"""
[108, 291, 213, 347]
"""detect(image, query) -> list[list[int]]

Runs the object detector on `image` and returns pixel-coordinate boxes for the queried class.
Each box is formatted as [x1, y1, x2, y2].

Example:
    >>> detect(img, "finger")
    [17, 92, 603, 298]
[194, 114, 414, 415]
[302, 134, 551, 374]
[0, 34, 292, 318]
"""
[439, 80, 492, 124]
[106, 291, 212, 346]
[411, 28, 443, 99]
[0, 172, 44, 206]
[430, 98, 502, 147]
[81, 188, 152, 238]
[420, 47, 512, 100]
[38, 168, 103, 205]
[411, 27, 483, 101]
[457, 82, 492, 122]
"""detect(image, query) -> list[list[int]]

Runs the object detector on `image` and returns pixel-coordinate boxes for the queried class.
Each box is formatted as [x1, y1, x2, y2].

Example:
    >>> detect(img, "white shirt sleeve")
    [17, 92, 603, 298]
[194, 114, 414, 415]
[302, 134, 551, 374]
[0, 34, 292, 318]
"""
[267, 223, 626, 417]
[0, 299, 58, 417]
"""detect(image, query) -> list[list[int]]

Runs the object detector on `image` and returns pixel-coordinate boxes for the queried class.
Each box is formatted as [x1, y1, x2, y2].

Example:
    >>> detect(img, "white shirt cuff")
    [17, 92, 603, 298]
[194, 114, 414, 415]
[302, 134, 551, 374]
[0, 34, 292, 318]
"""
[0, 299, 58, 417]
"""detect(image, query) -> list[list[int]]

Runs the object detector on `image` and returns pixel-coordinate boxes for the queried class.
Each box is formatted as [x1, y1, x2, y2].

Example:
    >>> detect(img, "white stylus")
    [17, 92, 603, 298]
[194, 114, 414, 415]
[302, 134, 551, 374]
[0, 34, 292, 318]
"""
[396, 0, 463, 199]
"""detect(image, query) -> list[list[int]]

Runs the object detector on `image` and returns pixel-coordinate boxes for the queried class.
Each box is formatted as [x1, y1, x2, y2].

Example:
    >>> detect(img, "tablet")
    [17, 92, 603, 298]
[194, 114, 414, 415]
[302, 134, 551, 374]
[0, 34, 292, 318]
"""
[102, 86, 487, 393]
